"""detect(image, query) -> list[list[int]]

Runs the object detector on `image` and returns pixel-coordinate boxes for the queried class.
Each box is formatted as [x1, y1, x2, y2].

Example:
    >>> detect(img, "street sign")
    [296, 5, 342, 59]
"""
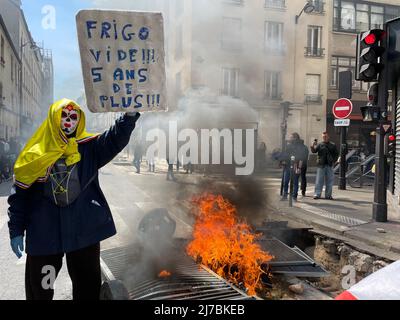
[383, 124, 392, 133]
[334, 119, 351, 127]
[333, 98, 353, 119]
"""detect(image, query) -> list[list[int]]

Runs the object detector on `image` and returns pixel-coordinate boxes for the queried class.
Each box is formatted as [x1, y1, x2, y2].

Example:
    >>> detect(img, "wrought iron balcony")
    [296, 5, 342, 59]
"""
[265, 0, 286, 9]
[305, 94, 323, 104]
[304, 47, 325, 57]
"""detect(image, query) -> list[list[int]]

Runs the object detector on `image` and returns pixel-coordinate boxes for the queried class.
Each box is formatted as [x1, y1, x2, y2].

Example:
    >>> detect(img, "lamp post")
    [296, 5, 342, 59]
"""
[292, 2, 315, 145]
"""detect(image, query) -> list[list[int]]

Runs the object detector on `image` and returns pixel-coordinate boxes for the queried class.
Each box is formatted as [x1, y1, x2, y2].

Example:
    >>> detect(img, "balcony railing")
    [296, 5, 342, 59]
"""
[304, 47, 325, 57]
[265, 93, 283, 101]
[265, 0, 286, 9]
[223, 0, 244, 6]
[305, 94, 323, 104]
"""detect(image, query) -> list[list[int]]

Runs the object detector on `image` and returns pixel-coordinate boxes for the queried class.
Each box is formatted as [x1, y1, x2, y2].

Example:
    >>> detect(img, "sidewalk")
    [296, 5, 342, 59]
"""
[264, 169, 400, 262]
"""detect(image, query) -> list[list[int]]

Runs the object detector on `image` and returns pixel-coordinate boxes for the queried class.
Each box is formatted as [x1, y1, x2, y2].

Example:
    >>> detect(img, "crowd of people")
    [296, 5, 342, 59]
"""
[0, 137, 23, 182]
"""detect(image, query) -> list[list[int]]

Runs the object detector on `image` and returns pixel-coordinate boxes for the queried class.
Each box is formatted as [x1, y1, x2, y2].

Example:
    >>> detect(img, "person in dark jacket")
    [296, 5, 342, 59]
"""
[281, 133, 305, 201]
[8, 99, 141, 300]
[311, 132, 339, 200]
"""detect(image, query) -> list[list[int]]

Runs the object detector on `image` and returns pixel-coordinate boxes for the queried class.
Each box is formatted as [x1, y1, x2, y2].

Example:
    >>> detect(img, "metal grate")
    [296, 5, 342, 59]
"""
[100, 246, 254, 301]
[296, 203, 368, 226]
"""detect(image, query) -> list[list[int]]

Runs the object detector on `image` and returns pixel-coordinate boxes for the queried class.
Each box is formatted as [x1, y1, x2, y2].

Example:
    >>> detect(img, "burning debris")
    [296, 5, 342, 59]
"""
[186, 194, 273, 296]
[158, 270, 172, 278]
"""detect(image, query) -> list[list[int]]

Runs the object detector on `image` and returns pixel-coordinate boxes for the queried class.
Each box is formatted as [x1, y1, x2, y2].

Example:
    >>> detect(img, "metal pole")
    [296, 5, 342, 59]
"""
[289, 156, 295, 207]
[372, 24, 389, 222]
[338, 127, 347, 190]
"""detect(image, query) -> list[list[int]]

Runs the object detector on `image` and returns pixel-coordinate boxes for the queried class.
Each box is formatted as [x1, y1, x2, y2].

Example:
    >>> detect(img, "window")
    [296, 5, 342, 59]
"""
[331, 56, 369, 91]
[334, 0, 400, 33]
[222, 17, 242, 51]
[265, 21, 284, 53]
[0, 36, 4, 66]
[265, 0, 285, 9]
[305, 74, 322, 103]
[175, 24, 183, 59]
[310, 0, 325, 14]
[222, 68, 239, 97]
[265, 71, 281, 100]
[306, 26, 324, 57]
[11, 55, 14, 81]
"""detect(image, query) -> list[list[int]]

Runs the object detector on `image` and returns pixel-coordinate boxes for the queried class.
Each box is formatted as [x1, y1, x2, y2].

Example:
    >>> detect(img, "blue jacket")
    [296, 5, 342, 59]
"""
[7, 113, 140, 256]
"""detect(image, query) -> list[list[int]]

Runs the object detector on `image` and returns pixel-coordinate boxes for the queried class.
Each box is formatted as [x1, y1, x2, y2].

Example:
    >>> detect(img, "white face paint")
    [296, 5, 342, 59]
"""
[60, 105, 80, 136]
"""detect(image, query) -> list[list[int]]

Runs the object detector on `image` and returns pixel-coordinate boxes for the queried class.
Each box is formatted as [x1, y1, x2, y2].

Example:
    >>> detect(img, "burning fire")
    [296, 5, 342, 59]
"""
[186, 194, 273, 296]
[158, 270, 172, 278]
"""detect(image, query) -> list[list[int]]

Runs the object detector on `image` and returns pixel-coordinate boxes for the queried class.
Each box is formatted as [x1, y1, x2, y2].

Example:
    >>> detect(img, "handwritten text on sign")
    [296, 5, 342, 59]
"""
[76, 10, 167, 113]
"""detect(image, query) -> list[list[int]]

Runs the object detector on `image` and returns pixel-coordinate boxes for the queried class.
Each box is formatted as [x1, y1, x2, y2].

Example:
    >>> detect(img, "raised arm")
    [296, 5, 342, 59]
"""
[95, 112, 141, 169]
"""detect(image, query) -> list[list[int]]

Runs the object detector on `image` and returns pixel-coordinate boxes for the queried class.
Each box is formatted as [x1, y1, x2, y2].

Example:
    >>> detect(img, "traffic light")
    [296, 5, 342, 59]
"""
[386, 132, 396, 158]
[360, 83, 381, 122]
[356, 29, 386, 82]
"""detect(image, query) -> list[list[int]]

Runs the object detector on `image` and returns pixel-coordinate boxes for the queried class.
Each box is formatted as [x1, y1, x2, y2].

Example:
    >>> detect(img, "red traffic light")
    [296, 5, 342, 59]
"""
[388, 134, 396, 142]
[364, 33, 377, 45]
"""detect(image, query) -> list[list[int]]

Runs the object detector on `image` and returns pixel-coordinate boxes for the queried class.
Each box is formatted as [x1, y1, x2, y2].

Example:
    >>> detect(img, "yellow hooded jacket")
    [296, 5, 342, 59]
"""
[14, 99, 99, 189]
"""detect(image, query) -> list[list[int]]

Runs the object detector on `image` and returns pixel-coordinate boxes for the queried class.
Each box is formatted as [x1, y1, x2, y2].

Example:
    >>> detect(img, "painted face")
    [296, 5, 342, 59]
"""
[60, 105, 80, 136]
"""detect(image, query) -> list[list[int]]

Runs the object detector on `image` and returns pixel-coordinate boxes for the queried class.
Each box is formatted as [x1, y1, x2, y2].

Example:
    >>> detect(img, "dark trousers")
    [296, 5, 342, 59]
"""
[25, 243, 101, 300]
[300, 165, 308, 195]
[282, 166, 300, 198]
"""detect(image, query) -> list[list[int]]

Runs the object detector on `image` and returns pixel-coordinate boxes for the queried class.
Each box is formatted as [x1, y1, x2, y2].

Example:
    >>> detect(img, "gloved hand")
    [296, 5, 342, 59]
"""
[10, 235, 24, 259]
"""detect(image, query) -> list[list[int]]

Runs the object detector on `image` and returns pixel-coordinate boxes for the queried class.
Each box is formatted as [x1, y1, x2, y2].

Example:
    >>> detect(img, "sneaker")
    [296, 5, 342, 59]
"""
[302, 192, 306, 197]
[325, 196, 334, 200]
[313, 195, 321, 200]
[292, 197, 298, 202]
[280, 196, 288, 201]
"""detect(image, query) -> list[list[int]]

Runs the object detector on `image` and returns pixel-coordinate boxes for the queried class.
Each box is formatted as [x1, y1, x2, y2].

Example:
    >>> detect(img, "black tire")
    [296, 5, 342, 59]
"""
[99, 280, 129, 300]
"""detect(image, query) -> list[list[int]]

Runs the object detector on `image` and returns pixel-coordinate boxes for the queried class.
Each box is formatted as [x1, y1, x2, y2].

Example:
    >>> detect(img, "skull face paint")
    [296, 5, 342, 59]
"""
[60, 105, 80, 136]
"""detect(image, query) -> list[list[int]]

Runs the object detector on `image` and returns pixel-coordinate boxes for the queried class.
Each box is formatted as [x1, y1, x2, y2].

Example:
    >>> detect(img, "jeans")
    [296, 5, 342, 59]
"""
[283, 166, 300, 199]
[315, 165, 334, 198]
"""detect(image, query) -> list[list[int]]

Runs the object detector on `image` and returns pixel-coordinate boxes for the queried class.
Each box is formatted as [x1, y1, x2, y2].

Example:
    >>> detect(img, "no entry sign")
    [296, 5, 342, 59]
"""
[333, 98, 353, 119]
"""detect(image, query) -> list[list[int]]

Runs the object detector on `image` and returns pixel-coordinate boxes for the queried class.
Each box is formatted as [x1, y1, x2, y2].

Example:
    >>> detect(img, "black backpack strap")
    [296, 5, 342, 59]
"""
[81, 173, 98, 192]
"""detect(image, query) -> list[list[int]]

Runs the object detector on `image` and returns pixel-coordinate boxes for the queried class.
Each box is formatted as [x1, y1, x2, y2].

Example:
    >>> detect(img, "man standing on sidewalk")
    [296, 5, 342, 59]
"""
[299, 138, 309, 197]
[311, 132, 339, 200]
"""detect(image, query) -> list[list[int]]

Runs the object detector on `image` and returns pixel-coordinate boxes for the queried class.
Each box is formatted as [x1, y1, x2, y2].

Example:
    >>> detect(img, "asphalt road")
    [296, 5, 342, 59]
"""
[0, 162, 197, 300]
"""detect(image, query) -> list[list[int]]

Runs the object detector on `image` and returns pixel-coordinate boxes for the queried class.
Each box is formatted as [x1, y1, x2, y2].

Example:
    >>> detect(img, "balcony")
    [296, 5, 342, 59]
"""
[264, 93, 283, 102]
[223, 0, 244, 6]
[304, 47, 325, 58]
[265, 0, 286, 10]
[305, 94, 323, 104]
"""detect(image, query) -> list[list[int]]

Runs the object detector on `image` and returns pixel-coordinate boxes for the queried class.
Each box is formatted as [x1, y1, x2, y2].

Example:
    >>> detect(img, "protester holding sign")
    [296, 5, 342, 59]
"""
[7, 98, 141, 300]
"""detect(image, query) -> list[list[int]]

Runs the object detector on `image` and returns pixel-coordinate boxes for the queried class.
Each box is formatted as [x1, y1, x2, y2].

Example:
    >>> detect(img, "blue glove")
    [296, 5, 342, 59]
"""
[10, 236, 24, 259]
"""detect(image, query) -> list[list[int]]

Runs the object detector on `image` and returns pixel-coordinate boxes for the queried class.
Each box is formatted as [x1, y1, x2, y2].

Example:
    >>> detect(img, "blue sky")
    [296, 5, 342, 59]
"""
[22, 0, 93, 100]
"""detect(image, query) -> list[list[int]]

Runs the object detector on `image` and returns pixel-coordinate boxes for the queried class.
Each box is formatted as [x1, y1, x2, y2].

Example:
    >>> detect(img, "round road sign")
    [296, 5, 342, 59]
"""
[333, 98, 353, 119]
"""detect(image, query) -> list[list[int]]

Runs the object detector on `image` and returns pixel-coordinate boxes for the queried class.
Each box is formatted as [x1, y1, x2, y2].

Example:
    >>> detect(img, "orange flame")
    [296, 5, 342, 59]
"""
[186, 194, 273, 296]
[158, 270, 172, 278]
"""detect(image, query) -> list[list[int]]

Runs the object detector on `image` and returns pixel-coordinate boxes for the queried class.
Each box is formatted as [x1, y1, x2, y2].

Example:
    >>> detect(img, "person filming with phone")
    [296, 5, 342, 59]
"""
[311, 132, 339, 200]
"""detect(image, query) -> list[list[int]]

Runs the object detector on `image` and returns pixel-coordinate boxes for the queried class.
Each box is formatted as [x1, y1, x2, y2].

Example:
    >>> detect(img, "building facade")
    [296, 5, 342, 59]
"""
[0, 14, 20, 141]
[0, 0, 54, 141]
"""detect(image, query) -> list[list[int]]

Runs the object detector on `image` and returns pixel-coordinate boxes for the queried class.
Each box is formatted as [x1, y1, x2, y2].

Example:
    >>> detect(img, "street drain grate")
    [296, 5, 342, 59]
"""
[296, 203, 368, 227]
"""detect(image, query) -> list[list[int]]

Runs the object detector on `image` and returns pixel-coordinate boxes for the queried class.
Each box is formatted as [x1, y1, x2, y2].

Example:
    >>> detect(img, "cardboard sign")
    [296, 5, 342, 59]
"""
[76, 10, 167, 113]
